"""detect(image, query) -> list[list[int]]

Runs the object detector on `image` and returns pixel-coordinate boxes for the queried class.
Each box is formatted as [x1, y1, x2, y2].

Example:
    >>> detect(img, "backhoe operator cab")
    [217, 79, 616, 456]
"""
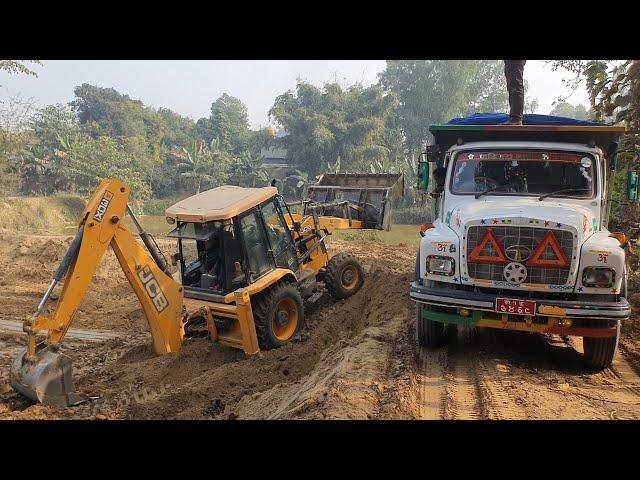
[166, 187, 298, 298]
[165, 184, 374, 351]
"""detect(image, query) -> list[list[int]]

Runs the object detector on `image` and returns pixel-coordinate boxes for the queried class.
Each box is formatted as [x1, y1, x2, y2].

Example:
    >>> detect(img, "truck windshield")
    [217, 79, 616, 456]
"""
[450, 150, 595, 199]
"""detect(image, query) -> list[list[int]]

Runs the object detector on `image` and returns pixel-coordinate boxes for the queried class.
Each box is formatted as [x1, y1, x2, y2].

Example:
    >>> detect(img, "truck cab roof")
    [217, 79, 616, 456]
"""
[429, 124, 625, 159]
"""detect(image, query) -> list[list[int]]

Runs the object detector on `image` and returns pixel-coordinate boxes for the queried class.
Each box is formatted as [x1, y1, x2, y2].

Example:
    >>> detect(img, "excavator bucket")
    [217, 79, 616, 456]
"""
[306, 173, 404, 230]
[10, 344, 87, 407]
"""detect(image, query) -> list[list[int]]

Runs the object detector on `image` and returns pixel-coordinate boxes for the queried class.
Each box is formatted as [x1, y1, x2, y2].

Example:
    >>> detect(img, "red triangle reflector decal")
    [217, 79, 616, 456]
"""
[468, 227, 507, 264]
[526, 230, 570, 268]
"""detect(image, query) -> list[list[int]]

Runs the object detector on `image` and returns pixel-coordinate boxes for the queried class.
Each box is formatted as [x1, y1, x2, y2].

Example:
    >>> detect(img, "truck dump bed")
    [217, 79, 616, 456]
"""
[305, 173, 404, 231]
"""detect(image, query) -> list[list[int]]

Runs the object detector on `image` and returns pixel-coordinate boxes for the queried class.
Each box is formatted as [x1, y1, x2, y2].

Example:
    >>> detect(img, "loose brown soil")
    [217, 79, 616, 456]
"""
[2, 231, 640, 420]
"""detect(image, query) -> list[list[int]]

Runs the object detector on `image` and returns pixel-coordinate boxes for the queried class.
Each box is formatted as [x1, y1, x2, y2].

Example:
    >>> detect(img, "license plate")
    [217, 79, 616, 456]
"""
[495, 298, 536, 316]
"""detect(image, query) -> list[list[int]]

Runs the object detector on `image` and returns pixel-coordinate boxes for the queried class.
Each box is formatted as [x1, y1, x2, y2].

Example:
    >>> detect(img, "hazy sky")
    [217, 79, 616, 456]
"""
[0, 60, 590, 129]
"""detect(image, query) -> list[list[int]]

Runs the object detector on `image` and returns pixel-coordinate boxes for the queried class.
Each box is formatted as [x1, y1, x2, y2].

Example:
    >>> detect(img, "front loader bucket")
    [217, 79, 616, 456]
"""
[306, 173, 404, 230]
[10, 344, 86, 407]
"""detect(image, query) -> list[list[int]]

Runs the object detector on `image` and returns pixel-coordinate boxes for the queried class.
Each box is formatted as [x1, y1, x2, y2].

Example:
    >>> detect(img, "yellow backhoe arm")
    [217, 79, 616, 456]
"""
[11, 179, 186, 406]
[25, 178, 185, 355]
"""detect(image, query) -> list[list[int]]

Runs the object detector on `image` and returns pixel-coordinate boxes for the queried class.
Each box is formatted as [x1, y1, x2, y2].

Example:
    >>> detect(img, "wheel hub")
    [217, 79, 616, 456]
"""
[342, 269, 355, 285]
[276, 309, 290, 328]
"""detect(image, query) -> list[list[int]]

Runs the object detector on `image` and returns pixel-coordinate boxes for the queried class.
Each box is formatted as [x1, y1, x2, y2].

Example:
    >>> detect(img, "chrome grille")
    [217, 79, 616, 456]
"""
[465, 226, 573, 284]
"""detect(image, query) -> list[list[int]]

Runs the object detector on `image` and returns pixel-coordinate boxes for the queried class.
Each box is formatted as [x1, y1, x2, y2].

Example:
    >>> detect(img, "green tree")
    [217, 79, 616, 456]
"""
[56, 133, 151, 198]
[269, 81, 402, 176]
[198, 94, 251, 155]
[68, 84, 201, 197]
[228, 151, 269, 188]
[30, 104, 77, 149]
[0, 96, 36, 195]
[549, 101, 591, 120]
[0, 60, 40, 77]
[6, 104, 79, 195]
[70, 84, 147, 138]
[173, 138, 230, 194]
[378, 60, 539, 155]
[552, 60, 640, 229]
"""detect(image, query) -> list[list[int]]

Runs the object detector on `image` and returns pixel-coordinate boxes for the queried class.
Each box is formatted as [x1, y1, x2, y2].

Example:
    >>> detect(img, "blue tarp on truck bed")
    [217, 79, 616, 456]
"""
[447, 112, 605, 126]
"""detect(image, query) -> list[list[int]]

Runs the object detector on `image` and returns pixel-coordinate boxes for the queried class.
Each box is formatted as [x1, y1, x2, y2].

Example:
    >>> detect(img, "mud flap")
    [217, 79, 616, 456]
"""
[10, 344, 88, 407]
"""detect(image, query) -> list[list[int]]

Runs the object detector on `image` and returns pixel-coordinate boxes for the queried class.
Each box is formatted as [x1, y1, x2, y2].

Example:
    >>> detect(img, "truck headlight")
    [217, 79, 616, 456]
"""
[426, 255, 455, 276]
[582, 267, 615, 288]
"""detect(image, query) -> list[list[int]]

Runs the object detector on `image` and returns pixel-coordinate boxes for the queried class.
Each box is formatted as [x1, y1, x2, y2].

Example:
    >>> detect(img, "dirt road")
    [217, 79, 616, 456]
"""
[2, 231, 640, 419]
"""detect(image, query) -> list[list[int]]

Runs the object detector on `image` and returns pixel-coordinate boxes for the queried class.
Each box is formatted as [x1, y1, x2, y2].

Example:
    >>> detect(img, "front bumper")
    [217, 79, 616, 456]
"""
[410, 281, 630, 338]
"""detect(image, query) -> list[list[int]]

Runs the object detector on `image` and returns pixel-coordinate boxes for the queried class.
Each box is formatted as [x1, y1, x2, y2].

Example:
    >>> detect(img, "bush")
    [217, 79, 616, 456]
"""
[139, 197, 178, 216]
[392, 206, 434, 225]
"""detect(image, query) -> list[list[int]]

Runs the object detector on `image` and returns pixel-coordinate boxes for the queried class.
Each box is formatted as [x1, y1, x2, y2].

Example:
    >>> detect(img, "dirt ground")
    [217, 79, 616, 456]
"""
[2, 230, 640, 420]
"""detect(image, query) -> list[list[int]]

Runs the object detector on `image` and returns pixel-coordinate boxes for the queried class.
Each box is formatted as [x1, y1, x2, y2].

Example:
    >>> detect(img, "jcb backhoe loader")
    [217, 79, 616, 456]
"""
[10, 174, 403, 407]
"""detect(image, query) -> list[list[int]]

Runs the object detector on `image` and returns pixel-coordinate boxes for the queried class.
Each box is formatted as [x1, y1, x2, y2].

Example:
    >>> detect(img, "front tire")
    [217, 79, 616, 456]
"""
[252, 283, 305, 349]
[416, 304, 445, 347]
[325, 253, 365, 300]
[582, 321, 620, 370]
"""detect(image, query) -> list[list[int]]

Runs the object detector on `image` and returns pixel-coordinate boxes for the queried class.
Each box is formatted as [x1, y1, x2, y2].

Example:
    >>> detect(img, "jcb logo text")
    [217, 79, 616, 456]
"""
[137, 265, 169, 313]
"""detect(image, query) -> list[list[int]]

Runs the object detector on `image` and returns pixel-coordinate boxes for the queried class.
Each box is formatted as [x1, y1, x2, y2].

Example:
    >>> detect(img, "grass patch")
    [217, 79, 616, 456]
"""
[0, 195, 86, 234]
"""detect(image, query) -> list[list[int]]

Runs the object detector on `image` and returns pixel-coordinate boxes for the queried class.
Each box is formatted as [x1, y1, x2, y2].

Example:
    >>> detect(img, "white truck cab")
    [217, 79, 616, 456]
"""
[410, 123, 631, 369]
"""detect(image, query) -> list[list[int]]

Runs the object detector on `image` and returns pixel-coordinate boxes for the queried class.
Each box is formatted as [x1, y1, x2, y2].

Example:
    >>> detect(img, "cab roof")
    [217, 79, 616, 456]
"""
[429, 124, 626, 158]
[165, 185, 278, 222]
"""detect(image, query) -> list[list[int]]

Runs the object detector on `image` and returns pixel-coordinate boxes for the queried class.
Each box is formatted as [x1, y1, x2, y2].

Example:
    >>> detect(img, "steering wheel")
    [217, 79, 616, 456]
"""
[474, 176, 498, 186]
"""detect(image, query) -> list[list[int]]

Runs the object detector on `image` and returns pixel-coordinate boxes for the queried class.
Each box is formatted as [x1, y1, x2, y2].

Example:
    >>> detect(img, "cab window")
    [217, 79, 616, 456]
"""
[240, 212, 273, 280]
[261, 199, 298, 271]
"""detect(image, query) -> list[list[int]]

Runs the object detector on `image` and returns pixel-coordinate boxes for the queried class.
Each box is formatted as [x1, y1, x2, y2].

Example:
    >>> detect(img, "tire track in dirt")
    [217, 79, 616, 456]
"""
[442, 327, 484, 420]
[473, 355, 529, 420]
[0, 319, 122, 343]
[416, 346, 447, 419]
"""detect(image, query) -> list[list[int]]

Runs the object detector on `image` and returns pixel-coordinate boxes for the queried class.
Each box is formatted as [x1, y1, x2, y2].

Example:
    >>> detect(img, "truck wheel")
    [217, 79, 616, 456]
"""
[325, 253, 365, 300]
[416, 304, 445, 347]
[582, 320, 620, 370]
[253, 283, 305, 349]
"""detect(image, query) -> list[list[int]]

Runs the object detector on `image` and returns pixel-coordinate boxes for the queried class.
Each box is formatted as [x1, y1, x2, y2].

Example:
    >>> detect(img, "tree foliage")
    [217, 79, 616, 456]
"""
[0, 61, 41, 82]
[56, 133, 151, 198]
[379, 60, 539, 154]
[549, 101, 591, 120]
[552, 60, 640, 229]
[269, 81, 402, 176]
[197, 94, 251, 155]
[172, 138, 230, 194]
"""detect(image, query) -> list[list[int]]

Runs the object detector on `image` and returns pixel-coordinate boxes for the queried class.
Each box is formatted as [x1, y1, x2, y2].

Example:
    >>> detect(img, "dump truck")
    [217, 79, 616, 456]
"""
[10, 173, 403, 406]
[410, 121, 632, 369]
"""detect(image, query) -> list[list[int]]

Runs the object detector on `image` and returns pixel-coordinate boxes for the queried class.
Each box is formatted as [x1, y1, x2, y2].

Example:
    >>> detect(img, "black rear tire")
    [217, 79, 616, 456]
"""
[416, 304, 446, 347]
[582, 321, 620, 370]
[325, 252, 365, 300]
[252, 282, 305, 349]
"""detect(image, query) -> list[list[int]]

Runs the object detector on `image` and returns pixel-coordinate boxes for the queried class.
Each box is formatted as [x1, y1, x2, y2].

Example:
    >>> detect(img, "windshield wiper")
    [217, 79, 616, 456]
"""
[538, 188, 590, 201]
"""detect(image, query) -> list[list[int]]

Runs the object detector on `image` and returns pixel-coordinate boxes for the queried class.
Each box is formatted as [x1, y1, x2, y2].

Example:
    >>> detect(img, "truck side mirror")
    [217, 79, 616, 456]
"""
[417, 160, 430, 191]
[628, 171, 639, 203]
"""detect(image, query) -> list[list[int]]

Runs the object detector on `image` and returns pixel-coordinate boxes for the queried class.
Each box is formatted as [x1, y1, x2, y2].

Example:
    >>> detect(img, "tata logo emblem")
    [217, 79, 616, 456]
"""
[137, 265, 169, 313]
[93, 191, 114, 222]
[505, 245, 532, 262]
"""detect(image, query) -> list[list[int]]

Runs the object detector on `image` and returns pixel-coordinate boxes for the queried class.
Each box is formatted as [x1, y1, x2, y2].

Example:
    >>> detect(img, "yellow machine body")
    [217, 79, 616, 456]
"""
[11, 175, 402, 407]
